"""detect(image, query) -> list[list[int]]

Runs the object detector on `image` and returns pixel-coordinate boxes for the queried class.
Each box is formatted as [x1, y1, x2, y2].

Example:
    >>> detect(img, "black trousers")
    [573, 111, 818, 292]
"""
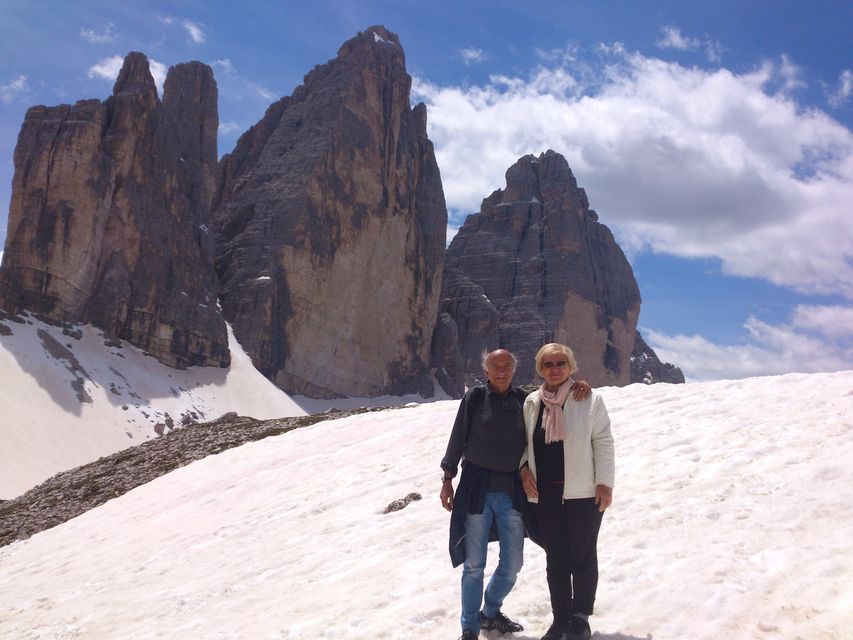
[533, 494, 603, 621]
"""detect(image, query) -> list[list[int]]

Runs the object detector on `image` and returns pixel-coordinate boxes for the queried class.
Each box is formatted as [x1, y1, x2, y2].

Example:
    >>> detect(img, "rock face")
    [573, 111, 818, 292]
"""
[631, 331, 685, 384]
[430, 312, 466, 398]
[213, 26, 446, 398]
[436, 150, 642, 388]
[0, 53, 228, 368]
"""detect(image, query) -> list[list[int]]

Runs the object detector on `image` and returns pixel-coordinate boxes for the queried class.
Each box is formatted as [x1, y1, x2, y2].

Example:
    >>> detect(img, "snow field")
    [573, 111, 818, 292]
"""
[0, 370, 850, 639]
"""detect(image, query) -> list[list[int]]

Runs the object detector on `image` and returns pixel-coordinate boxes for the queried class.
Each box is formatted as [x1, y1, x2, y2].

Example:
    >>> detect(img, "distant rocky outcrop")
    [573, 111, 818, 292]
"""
[430, 311, 466, 398]
[434, 150, 643, 388]
[630, 331, 685, 384]
[0, 53, 228, 369]
[213, 26, 446, 398]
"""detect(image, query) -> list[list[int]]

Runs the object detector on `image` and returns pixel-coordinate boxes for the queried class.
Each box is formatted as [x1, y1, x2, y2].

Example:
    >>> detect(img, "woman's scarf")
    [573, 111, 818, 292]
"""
[538, 378, 574, 444]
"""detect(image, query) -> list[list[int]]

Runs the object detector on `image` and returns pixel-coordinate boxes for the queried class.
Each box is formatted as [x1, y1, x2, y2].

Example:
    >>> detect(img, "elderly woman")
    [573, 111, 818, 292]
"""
[519, 343, 615, 640]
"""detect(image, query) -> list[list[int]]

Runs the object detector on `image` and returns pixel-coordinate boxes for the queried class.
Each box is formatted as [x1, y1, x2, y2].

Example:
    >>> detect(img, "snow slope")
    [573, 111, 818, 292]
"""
[0, 312, 306, 499]
[0, 370, 850, 639]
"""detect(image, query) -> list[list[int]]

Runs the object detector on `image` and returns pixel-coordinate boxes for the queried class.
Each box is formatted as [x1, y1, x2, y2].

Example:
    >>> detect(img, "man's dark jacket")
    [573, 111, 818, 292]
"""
[442, 385, 540, 567]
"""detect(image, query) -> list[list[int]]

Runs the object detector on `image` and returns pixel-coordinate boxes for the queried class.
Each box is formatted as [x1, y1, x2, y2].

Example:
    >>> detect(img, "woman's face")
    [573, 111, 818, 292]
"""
[541, 351, 571, 389]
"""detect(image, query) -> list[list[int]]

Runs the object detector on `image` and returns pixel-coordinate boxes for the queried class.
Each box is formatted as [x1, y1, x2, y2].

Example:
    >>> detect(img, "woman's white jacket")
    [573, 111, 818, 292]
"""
[521, 390, 615, 503]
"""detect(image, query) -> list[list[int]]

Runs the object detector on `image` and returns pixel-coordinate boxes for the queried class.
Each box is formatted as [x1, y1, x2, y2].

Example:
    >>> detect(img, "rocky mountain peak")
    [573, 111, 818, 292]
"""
[337, 25, 403, 59]
[163, 61, 217, 116]
[112, 51, 158, 98]
[0, 52, 228, 369]
[162, 61, 219, 207]
[434, 150, 642, 389]
[631, 332, 685, 384]
[497, 153, 541, 203]
[494, 150, 587, 214]
[213, 27, 446, 398]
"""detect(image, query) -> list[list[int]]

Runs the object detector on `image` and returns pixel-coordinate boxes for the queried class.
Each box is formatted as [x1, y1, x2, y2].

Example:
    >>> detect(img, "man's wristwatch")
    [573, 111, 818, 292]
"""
[442, 474, 452, 483]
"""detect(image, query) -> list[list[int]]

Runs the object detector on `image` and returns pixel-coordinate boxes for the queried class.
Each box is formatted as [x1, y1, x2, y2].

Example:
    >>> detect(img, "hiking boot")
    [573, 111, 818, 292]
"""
[540, 619, 568, 640]
[458, 631, 479, 640]
[566, 616, 591, 640]
[480, 610, 524, 633]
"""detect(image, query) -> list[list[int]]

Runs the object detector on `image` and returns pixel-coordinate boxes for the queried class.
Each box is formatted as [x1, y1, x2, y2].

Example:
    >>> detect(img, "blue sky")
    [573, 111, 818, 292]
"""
[1, 0, 851, 381]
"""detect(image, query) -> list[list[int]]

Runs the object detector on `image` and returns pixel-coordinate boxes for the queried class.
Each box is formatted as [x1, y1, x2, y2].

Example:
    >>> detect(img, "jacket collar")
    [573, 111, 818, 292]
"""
[486, 381, 514, 397]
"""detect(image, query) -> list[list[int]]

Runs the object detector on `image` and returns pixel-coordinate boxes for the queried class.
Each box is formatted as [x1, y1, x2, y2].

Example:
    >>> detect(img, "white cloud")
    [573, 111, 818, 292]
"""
[829, 69, 853, 108]
[657, 26, 724, 64]
[778, 54, 806, 93]
[219, 121, 243, 135]
[88, 56, 167, 97]
[213, 59, 236, 75]
[182, 19, 206, 44]
[149, 60, 167, 95]
[445, 225, 460, 246]
[247, 81, 276, 102]
[535, 44, 580, 66]
[645, 304, 853, 381]
[209, 59, 278, 105]
[460, 47, 487, 65]
[87, 55, 125, 82]
[704, 39, 723, 64]
[80, 23, 116, 44]
[656, 26, 699, 51]
[0, 75, 28, 104]
[157, 15, 175, 26]
[790, 304, 853, 340]
[412, 48, 853, 299]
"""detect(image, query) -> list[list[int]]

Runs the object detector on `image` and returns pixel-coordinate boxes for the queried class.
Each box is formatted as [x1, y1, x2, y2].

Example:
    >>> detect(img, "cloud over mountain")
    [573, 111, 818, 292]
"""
[413, 47, 853, 301]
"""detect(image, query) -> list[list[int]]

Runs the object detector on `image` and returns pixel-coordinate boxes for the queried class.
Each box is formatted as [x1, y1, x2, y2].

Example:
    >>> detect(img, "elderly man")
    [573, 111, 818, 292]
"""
[441, 349, 590, 640]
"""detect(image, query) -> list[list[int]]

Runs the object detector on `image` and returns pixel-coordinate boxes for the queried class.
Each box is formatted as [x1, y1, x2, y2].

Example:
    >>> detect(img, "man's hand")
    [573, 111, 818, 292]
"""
[520, 466, 538, 499]
[571, 379, 592, 401]
[440, 480, 454, 512]
[595, 484, 612, 512]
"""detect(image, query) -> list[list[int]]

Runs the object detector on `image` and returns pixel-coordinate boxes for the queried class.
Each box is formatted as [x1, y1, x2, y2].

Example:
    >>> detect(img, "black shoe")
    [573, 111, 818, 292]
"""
[458, 631, 479, 640]
[480, 610, 524, 633]
[566, 616, 591, 640]
[540, 619, 568, 640]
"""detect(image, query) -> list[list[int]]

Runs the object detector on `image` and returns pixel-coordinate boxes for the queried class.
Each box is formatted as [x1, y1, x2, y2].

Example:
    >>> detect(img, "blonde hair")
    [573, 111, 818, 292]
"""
[534, 343, 578, 378]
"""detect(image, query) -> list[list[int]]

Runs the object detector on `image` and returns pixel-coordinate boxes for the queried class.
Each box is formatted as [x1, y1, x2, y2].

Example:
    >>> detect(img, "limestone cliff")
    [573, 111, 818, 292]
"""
[0, 53, 228, 368]
[437, 150, 641, 388]
[213, 26, 446, 398]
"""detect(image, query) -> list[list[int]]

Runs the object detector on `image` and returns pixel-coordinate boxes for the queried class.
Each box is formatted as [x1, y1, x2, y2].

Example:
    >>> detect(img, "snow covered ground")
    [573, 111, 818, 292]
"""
[0, 370, 850, 639]
[0, 312, 450, 499]
[0, 312, 307, 499]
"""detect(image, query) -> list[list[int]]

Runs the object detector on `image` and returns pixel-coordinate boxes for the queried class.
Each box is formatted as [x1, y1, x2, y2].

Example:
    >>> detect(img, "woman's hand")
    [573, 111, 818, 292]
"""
[595, 484, 612, 512]
[520, 466, 538, 499]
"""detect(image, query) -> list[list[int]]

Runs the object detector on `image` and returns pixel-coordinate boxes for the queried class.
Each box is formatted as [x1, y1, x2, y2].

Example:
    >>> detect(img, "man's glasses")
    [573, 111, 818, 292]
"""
[543, 360, 568, 369]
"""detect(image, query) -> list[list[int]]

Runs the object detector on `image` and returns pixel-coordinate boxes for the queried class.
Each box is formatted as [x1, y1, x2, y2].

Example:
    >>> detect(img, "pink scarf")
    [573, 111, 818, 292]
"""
[539, 378, 574, 444]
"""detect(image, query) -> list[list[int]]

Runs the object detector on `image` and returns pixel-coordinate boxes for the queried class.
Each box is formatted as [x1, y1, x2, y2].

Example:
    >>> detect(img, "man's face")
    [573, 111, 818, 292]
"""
[484, 351, 515, 393]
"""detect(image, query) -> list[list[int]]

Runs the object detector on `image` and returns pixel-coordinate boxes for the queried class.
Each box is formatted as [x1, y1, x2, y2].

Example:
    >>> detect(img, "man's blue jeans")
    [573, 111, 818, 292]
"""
[461, 491, 525, 633]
